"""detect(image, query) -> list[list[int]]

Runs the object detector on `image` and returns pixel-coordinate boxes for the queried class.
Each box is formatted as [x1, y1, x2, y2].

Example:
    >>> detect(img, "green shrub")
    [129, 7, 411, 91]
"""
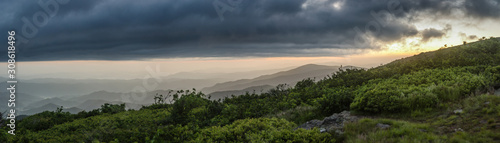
[343, 118, 442, 142]
[315, 87, 354, 116]
[17, 108, 74, 132]
[265, 105, 320, 124]
[429, 84, 461, 102]
[193, 118, 335, 142]
[406, 89, 439, 110]
[100, 103, 126, 114]
[351, 67, 489, 113]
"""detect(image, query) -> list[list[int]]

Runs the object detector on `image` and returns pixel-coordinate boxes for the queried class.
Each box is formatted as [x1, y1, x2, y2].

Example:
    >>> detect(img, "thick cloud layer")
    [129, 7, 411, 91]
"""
[1, 0, 499, 61]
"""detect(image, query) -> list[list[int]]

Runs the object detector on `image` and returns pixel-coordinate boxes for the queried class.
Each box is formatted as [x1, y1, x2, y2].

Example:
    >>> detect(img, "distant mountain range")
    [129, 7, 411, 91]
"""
[20, 103, 60, 115]
[208, 85, 275, 100]
[1, 64, 357, 116]
[165, 67, 293, 80]
[25, 97, 79, 110]
[202, 64, 357, 94]
[0, 67, 296, 99]
[0, 78, 228, 99]
[0, 92, 42, 111]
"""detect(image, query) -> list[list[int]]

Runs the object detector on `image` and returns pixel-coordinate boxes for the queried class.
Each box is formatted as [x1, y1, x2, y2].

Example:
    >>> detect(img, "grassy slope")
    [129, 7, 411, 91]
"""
[344, 94, 500, 143]
[2, 38, 500, 142]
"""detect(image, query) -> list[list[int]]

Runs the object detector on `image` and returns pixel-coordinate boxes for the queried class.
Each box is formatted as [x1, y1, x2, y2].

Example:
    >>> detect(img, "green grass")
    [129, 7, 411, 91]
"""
[343, 118, 442, 143]
[264, 105, 323, 124]
[8, 109, 171, 142]
[2, 38, 499, 142]
[344, 94, 500, 143]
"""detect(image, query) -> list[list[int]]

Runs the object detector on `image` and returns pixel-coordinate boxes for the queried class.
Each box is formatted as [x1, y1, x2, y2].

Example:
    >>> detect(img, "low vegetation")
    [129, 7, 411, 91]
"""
[1, 38, 499, 142]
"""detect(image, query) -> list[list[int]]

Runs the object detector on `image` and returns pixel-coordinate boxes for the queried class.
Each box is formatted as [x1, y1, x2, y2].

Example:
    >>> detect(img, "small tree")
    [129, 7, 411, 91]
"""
[154, 93, 164, 104]
[56, 106, 64, 113]
[100, 103, 126, 114]
[154, 90, 175, 104]
[0, 110, 4, 127]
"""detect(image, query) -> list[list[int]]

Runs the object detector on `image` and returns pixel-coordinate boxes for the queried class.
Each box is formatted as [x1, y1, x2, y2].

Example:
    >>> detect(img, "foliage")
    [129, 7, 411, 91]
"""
[343, 118, 442, 143]
[16, 107, 74, 133]
[3, 38, 500, 142]
[193, 118, 335, 143]
[8, 109, 171, 142]
[100, 103, 126, 114]
[265, 105, 321, 124]
[314, 87, 354, 116]
[351, 67, 490, 113]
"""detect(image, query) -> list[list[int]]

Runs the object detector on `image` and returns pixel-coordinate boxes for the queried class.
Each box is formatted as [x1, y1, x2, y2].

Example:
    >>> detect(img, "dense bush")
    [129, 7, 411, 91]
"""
[4, 38, 499, 142]
[265, 105, 320, 124]
[314, 87, 354, 116]
[193, 118, 335, 142]
[8, 109, 171, 142]
[17, 107, 74, 132]
[161, 89, 224, 127]
[100, 103, 126, 114]
[343, 118, 441, 142]
[351, 67, 489, 113]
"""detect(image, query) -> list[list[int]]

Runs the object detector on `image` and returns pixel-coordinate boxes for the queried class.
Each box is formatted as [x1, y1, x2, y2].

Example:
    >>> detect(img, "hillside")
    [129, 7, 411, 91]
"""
[202, 64, 357, 93]
[0, 78, 228, 98]
[1, 38, 499, 142]
[207, 85, 275, 100]
[24, 97, 78, 110]
[165, 67, 292, 80]
[75, 99, 143, 111]
[0, 92, 41, 111]
[19, 103, 61, 115]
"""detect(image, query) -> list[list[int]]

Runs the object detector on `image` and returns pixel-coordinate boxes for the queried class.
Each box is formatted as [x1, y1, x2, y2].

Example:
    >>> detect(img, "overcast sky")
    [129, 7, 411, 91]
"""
[1, 0, 499, 79]
[1, 0, 498, 61]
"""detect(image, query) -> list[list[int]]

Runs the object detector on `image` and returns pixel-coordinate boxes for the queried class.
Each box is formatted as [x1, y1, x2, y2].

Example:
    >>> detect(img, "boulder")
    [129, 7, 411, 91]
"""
[296, 119, 323, 130]
[376, 123, 391, 129]
[296, 111, 358, 135]
[453, 109, 463, 114]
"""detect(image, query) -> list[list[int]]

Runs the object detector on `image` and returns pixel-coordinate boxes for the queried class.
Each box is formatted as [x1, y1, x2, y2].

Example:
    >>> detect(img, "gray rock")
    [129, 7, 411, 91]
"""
[296, 119, 323, 130]
[319, 128, 327, 133]
[296, 111, 358, 135]
[453, 109, 463, 114]
[335, 129, 344, 135]
[376, 123, 391, 129]
[484, 102, 490, 105]
[454, 128, 464, 132]
[480, 120, 487, 124]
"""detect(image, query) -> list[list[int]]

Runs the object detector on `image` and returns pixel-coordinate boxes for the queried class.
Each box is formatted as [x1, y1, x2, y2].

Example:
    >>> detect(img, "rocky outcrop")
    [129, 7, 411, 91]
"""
[295, 111, 358, 134]
[376, 123, 391, 129]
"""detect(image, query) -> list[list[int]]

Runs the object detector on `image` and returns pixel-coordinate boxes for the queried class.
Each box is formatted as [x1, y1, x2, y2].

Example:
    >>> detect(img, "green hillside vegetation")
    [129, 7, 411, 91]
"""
[1, 37, 499, 142]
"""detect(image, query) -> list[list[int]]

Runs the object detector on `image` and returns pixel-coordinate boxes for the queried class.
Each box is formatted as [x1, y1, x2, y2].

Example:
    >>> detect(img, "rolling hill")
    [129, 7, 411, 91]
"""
[20, 103, 61, 115]
[201, 64, 358, 93]
[0, 78, 228, 99]
[25, 97, 79, 110]
[0, 92, 42, 111]
[75, 99, 143, 111]
[207, 85, 275, 100]
[5, 38, 500, 142]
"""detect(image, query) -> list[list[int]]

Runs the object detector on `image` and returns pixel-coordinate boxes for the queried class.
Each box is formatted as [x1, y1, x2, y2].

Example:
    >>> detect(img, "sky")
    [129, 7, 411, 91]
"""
[1, 0, 499, 79]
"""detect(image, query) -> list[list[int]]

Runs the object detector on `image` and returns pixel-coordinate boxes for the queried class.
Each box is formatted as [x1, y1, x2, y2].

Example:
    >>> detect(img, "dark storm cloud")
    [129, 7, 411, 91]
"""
[421, 28, 446, 42]
[421, 24, 451, 42]
[464, 0, 500, 18]
[406, 0, 500, 18]
[0, 0, 498, 61]
[459, 32, 479, 41]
